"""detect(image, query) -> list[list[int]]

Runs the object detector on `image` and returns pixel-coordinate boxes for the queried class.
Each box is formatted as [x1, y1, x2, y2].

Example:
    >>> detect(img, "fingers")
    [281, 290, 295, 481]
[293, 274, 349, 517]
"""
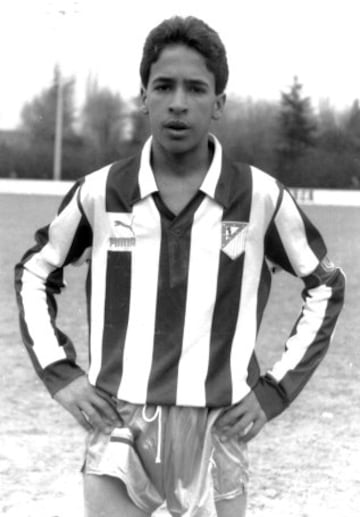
[80, 394, 122, 434]
[71, 406, 93, 432]
[215, 402, 246, 430]
[93, 389, 122, 427]
[54, 376, 122, 433]
[214, 391, 267, 443]
[242, 417, 265, 442]
[77, 401, 111, 433]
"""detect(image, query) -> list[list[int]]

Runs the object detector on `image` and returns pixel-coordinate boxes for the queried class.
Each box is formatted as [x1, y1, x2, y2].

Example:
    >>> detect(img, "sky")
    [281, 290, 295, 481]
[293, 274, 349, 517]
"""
[0, 0, 359, 129]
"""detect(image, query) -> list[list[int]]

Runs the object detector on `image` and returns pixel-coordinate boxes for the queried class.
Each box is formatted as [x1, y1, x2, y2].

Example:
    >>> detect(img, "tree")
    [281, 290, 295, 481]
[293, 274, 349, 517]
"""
[128, 94, 150, 148]
[80, 79, 128, 166]
[277, 76, 316, 182]
[212, 96, 280, 175]
[18, 67, 91, 180]
[21, 66, 76, 142]
[345, 99, 360, 141]
[278, 77, 315, 156]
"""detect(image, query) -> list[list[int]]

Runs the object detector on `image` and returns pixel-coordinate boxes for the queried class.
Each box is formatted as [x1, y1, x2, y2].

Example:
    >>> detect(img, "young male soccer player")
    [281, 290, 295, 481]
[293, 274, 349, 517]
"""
[15, 16, 345, 517]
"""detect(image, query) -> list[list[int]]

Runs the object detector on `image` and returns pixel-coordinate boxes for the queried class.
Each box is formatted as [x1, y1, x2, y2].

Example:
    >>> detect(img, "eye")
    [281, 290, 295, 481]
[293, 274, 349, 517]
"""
[154, 84, 171, 92]
[188, 84, 207, 94]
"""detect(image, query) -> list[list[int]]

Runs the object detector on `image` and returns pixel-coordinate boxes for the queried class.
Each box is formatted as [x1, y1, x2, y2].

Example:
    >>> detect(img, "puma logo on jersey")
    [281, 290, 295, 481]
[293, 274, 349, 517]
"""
[114, 219, 134, 232]
[109, 236, 136, 250]
[108, 214, 136, 251]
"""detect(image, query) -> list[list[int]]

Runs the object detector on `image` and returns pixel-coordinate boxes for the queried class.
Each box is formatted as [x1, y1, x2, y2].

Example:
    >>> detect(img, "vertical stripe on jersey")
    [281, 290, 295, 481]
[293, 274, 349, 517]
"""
[205, 251, 245, 405]
[282, 271, 344, 400]
[265, 222, 295, 275]
[269, 283, 334, 387]
[19, 187, 84, 369]
[117, 197, 162, 402]
[20, 268, 67, 368]
[256, 261, 272, 333]
[85, 169, 110, 387]
[95, 250, 131, 394]
[176, 198, 223, 406]
[230, 167, 273, 403]
[274, 190, 322, 277]
[146, 213, 190, 404]
[287, 189, 327, 259]
[105, 155, 141, 210]
[206, 163, 253, 406]
[88, 160, 143, 394]
[63, 191, 93, 265]
[246, 352, 261, 387]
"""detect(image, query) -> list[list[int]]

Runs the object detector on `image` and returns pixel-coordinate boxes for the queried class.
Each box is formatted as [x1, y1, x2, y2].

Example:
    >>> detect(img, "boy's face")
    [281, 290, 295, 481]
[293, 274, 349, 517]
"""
[141, 44, 226, 155]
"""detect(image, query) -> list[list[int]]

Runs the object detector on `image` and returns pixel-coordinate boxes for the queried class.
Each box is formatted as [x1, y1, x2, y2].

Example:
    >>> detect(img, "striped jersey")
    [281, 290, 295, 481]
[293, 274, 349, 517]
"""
[15, 136, 345, 419]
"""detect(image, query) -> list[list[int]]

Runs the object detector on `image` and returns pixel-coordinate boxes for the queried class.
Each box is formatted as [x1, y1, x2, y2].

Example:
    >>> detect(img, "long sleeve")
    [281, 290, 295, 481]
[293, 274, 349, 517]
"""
[253, 187, 346, 420]
[14, 180, 93, 396]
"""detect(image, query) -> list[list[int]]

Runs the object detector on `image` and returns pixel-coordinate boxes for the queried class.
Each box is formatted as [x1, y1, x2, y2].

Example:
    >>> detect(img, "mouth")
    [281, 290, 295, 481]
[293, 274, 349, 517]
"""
[164, 120, 190, 131]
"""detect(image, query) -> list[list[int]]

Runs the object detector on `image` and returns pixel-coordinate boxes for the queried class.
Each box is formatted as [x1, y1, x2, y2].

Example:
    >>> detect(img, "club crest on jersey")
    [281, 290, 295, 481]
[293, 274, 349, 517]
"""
[108, 213, 136, 251]
[221, 221, 248, 260]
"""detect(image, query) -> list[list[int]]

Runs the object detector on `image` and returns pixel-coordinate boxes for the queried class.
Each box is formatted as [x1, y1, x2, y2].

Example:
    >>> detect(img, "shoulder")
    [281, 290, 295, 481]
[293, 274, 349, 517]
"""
[249, 165, 282, 198]
[222, 155, 281, 207]
[84, 154, 140, 187]
[80, 153, 142, 204]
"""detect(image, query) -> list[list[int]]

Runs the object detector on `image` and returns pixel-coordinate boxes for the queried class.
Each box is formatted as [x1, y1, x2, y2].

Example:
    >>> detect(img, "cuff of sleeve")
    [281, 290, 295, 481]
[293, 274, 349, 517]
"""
[40, 360, 86, 397]
[253, 374, 289, 420]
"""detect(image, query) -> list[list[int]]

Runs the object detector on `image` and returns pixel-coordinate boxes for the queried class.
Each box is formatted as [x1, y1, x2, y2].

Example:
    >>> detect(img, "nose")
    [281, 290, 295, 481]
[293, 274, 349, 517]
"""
[169, 86, 188, 113]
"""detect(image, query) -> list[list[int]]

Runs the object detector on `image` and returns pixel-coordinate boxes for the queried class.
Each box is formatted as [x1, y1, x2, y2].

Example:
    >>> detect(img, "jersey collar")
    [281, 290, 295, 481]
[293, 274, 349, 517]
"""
[137, 134, 228, 207]
[137, 137, 158, 199]
[198, 134, 224, 205]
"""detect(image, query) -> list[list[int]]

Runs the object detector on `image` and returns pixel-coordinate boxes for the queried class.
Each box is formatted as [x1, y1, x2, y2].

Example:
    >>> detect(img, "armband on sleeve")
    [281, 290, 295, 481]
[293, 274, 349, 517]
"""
[303, 256, 338, 289]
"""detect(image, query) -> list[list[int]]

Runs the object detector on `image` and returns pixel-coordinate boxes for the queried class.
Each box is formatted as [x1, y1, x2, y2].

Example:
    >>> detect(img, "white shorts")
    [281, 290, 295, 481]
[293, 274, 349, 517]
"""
[83, 401, 248, 517]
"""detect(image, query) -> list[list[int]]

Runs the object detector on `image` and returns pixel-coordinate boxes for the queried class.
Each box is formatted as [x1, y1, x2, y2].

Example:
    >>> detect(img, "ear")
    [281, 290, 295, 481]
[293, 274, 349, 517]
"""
[212, 93, 226, 121]
[140, 86, 149, 114]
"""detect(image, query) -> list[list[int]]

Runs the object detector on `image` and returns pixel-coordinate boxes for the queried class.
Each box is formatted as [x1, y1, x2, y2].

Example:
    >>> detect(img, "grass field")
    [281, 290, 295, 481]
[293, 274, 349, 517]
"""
[1, 193, 359, 517]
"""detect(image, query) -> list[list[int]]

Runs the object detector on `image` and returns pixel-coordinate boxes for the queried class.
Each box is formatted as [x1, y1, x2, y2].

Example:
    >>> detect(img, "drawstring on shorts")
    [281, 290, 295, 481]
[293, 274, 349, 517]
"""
[142, 405, 162, 464]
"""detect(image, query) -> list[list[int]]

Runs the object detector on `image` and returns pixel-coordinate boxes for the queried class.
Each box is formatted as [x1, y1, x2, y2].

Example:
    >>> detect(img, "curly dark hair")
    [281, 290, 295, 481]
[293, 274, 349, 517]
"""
[140, 16, 229, 94]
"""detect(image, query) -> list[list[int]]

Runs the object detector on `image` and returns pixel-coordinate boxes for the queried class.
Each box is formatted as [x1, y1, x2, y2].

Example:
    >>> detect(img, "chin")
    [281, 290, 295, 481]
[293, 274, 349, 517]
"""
[157, 136, 193, 155]
[160, 131, 206, 155]
[166, 141, 194, 154]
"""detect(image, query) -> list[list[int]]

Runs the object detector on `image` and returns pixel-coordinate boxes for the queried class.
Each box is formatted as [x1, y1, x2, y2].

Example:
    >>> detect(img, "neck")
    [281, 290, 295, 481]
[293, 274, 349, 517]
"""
[151, 138, 213, 179]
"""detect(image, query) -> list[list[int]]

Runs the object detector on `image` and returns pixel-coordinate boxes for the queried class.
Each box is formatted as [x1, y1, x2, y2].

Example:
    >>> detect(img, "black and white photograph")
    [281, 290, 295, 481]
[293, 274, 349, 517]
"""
[0, 1, 358, 516]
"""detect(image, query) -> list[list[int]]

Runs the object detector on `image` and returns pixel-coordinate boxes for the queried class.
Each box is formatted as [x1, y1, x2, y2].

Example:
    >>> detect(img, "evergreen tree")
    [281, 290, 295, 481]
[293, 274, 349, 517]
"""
[276, 76, 317, 183]
[346, 99, 360, 140]
[278, 76, 316, 160]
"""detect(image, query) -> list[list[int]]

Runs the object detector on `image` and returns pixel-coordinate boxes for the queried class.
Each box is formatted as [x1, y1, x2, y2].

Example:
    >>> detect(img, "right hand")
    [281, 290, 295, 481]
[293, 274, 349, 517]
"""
[53, 375, 122, 433]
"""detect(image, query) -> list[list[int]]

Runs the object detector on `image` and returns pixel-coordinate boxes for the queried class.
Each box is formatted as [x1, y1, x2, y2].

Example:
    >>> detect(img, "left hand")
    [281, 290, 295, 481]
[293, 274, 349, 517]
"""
[214, 391, 267, 443]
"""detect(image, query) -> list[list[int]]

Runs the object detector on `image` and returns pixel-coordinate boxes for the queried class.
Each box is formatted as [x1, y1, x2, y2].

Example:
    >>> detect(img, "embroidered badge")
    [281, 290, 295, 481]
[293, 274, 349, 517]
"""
[108, 214, 136, 251]
[221, 221, 248, 260]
